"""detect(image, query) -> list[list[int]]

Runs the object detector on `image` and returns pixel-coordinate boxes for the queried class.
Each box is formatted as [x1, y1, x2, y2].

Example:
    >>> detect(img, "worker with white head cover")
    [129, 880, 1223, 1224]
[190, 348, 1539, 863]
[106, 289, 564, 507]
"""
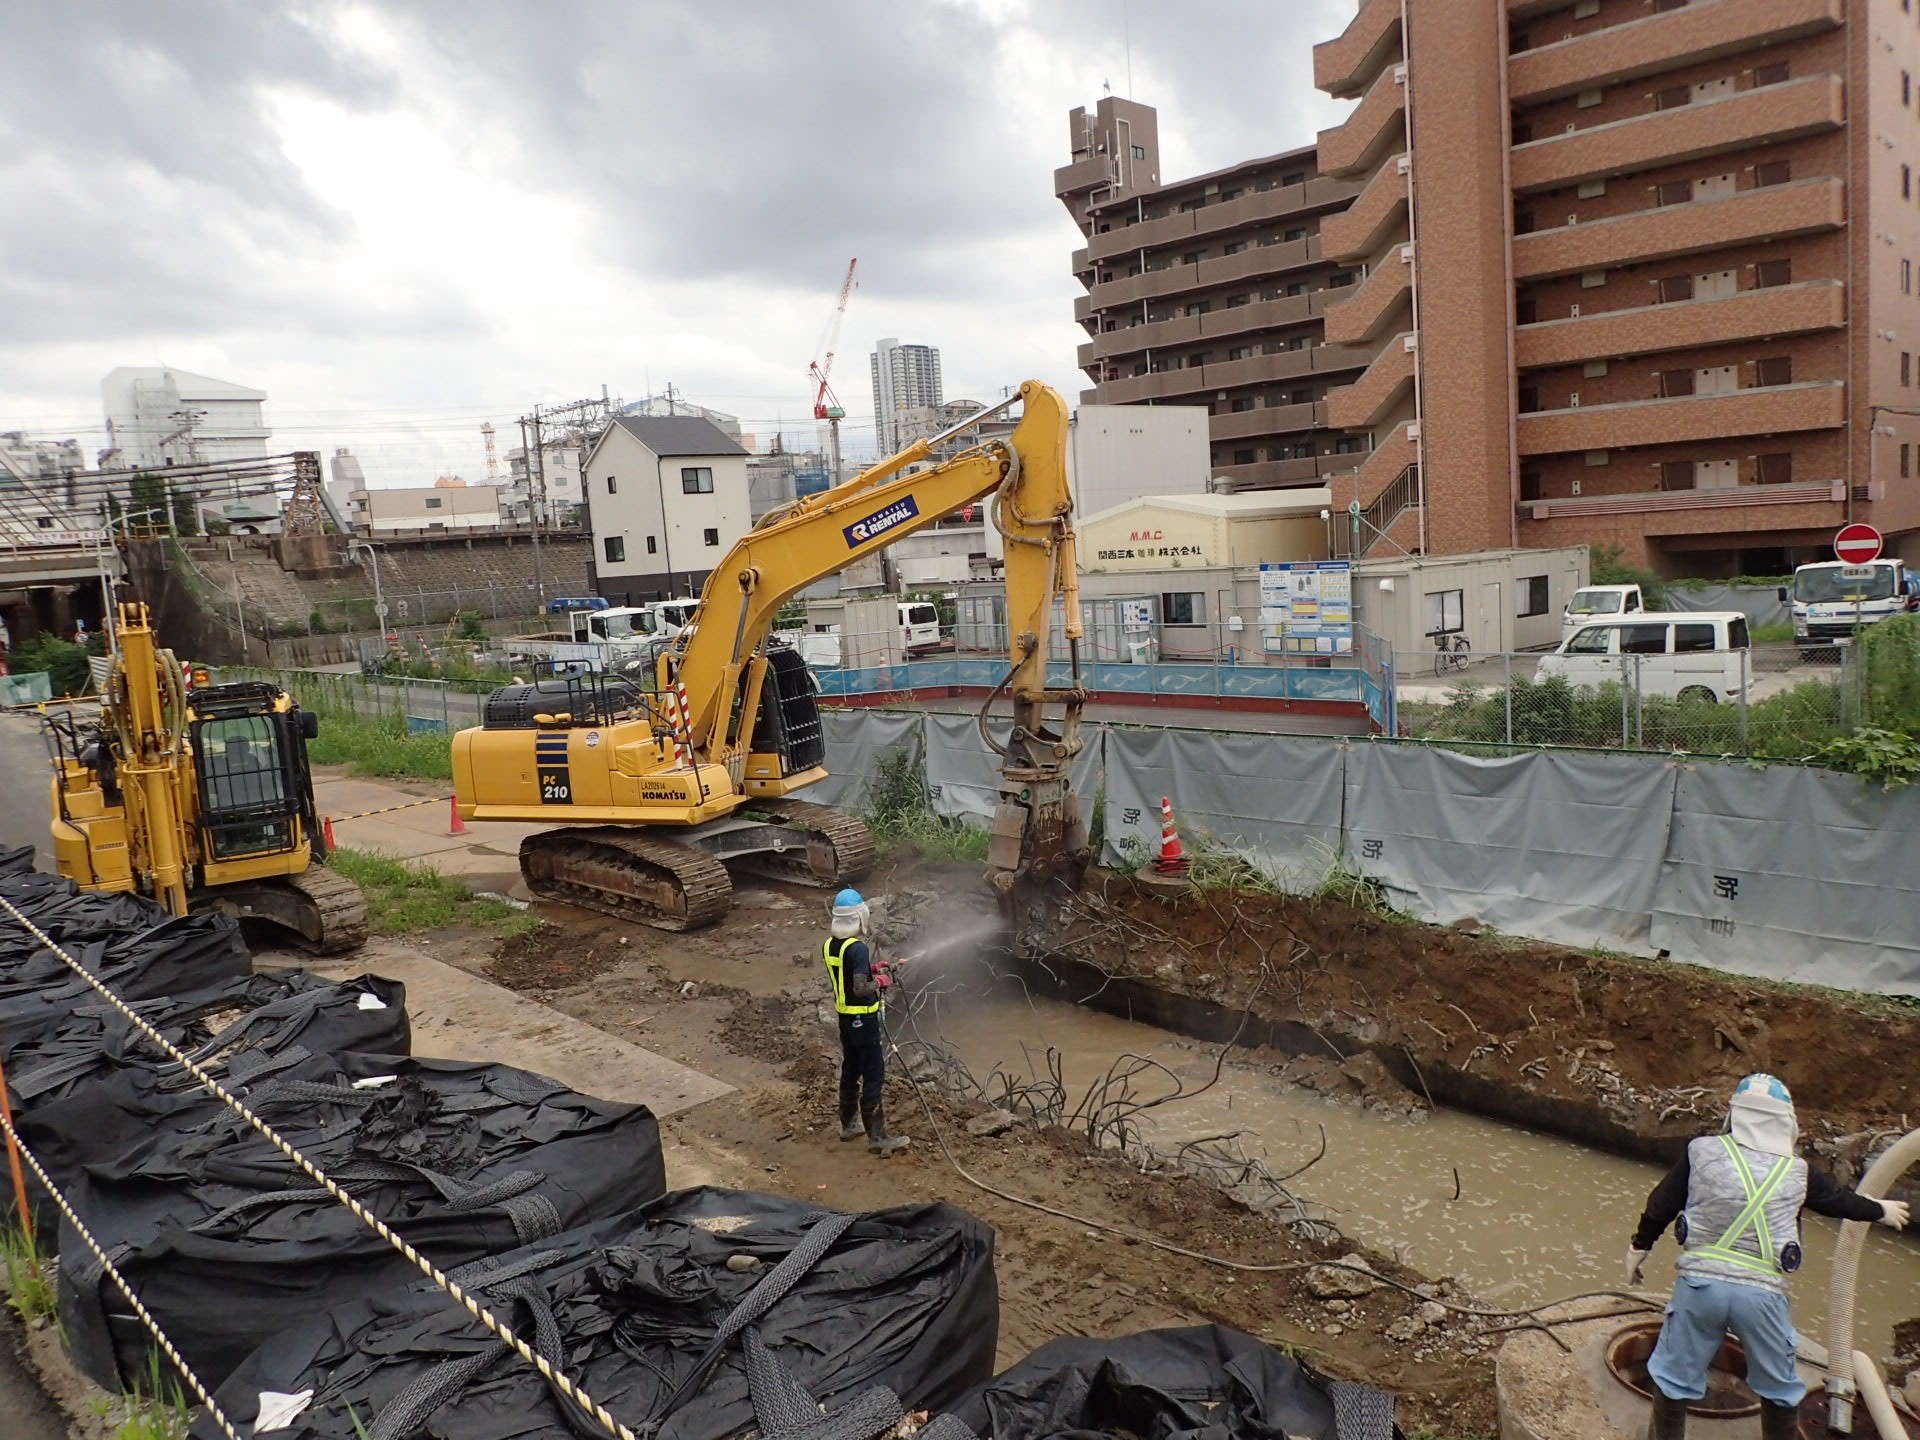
[1627, 1074, 1908, 1440]
[822, 888, 908, 1155]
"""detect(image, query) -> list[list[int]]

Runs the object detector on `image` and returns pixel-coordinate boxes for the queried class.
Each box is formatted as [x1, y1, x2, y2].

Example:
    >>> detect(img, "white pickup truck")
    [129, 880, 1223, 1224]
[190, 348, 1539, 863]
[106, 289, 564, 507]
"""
[1561, 583, 1645, 643]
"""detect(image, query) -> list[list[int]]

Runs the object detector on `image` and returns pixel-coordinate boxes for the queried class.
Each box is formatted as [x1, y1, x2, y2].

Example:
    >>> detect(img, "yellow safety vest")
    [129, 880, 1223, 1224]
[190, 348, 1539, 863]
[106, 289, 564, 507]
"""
[1689, 1135, 1794, 1276]
[823, 936, 880, 1016]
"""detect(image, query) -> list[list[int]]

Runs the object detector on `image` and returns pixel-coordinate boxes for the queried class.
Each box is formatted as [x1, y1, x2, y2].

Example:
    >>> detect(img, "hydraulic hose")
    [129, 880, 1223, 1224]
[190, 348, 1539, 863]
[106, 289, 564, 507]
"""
[1826, 1124, 1920, 1432]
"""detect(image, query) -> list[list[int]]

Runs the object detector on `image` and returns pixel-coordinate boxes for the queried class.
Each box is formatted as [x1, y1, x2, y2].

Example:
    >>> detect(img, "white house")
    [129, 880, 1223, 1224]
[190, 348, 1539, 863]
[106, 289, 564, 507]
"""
[583, 415, 750, 602]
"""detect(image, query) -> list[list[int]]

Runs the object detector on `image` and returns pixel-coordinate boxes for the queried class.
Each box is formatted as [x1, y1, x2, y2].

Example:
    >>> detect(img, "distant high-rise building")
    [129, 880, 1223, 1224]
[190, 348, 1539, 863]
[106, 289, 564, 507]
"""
[100, 367, 270, 472]
[870, 339, 943, 455]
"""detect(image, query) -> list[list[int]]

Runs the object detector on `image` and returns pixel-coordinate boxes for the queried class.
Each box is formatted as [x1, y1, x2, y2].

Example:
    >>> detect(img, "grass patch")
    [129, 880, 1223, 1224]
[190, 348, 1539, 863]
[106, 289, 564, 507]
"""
[1749, 621, 1793, 644]
[329, 848, 536, 938]
[112, 1349, 191, 1440]
[0, 1217, 54, 1324]
[859, 747, 992, 863]
[307, 711, 454, 780]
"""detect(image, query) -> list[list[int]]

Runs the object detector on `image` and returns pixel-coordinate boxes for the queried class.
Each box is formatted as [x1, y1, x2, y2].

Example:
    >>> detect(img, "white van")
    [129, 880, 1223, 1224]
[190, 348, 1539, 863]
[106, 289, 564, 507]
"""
[898, 601, 944, 654]
[1535, 611, 1751, 703]
[1561, 583, 1645, 643]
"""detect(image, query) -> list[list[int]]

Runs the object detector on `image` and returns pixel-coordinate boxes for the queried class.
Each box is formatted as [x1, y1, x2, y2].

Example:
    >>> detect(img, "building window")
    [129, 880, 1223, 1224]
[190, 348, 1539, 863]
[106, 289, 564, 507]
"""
[1232, 448, 1257, 465]
[1654, 86, 1691, 112]
[1227, 293, 1250, 307]
[1188, 299, 1211, 316]
[1584, 359, 1610, 378]
[703, 527, 720, 546]
[1224, 240, 1248, 255]
[1285, 227, 1306, 241]
[1512, 121, 1534, 144]
[1905, 353, 1912, 387]
[1334, 435, 1367, 454]
[604, 536, 625, 564]
[1581, 269, 1607, 289]
[1658, 369, 1696, 398]
[646, 535, 658, 554]
[1518, 576, 1550, 618]
[1753, 160, 1791, 188]
[1658, 274, 1695, 303]
[1755, 452, 1793, 485]
[1161, 592, 1207, 626]
[425, 496, 443, 509]
[1190, 351, 1212, 366]
[681, 466, 714, 493]
[1656, 181, 1691, 207]
[1754, 61, 1789, 88]
[1907, 71, 1914, 107]
[1754, 258, 1792, 288]
[1516, 298, 1539, 324]
[1424, 590, 1465, 636]
[1661, 461, 1695, 491]
[1182, 250, 1205, 265]
[1131, 144, 1145, 159]
[607, 474, 618, 494]
[1282, 171, 1305, 185]
[1577, 88, 1603, 109]
[1514, 209, 1536, 234]
[1291, 387, 1315, 404]
[1518, 386, 1542, 412]
[1520, 469, 1545, 502]
[1906, 259, 1914, 295]
[1754, 356, 1793, 387]
[1907, 166, 1913, 201]
[1903, 444, 1912, 480]
[1230, 395, 1255, 410]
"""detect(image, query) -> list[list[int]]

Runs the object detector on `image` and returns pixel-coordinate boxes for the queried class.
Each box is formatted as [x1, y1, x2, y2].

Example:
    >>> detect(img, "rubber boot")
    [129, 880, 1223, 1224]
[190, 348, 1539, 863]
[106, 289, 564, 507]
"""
[838, 1106, 864, 1142]
[864, 1103, 910, 1156]
[1758, 1400, 1798, 1440]
[1646, 1389, 1688, 1440]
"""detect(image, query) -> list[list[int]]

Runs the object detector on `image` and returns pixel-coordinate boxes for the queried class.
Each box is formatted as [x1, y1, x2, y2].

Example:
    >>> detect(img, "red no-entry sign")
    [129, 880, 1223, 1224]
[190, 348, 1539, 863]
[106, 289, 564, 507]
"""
[1834, 523, 1884, 565]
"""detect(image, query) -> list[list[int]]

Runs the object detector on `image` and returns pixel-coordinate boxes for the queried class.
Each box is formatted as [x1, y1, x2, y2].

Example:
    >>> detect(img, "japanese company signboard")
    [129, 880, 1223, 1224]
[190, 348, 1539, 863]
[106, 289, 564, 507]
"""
[1259, 561, 1353, 655]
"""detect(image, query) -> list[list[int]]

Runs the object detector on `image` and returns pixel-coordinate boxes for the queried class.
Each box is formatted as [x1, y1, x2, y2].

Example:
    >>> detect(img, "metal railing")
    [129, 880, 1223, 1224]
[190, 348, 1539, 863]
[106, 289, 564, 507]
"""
[1330, 464, 1419, 559]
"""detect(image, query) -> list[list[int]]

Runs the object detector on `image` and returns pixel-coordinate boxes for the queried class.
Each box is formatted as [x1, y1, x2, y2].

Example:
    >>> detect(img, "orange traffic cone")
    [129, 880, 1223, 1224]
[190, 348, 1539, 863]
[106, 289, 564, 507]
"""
[1154, 796, 1189, 875]
[322, 816, 337, 851]
[448, 797, 468, 837]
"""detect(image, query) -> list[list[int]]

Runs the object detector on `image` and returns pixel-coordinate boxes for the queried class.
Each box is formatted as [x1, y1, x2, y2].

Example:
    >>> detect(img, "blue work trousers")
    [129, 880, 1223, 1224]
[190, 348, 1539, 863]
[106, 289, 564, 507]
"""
[1647, 1274, 1804, 1407]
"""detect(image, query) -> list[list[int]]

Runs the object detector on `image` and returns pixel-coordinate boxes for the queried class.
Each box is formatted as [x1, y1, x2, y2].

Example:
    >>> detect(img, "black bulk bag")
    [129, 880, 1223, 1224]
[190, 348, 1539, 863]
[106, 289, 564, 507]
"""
[940, 1325, 1403, 1440]
[198, 1187, 998, 1440]
[59, 1051, 666, 1392]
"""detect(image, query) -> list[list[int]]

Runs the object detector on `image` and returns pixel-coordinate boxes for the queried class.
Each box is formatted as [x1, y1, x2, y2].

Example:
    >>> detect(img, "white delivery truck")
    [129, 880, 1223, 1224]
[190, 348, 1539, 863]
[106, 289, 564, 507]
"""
[1561, 583, 1645, 643]
[1536, 611, 1751, 704]
[1781, 559, 1915, 659]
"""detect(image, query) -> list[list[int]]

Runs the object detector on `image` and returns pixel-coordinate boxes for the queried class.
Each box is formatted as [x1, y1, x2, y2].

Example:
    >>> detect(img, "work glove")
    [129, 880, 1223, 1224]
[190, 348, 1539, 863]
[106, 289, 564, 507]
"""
[1624, 1248, 1650, 1288]
[1877, 1199, 1910, 1231]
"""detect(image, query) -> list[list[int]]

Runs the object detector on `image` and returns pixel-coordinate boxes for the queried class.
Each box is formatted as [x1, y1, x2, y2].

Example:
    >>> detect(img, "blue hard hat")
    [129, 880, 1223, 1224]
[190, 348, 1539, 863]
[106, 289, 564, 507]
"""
[834, 888, 864, 908]
[1735, 1074, 1792, 1106]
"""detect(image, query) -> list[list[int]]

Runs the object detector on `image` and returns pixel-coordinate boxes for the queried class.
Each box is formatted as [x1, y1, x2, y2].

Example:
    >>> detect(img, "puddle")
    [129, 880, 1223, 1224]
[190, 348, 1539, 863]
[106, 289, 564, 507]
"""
[920, 988, 1920, 1356]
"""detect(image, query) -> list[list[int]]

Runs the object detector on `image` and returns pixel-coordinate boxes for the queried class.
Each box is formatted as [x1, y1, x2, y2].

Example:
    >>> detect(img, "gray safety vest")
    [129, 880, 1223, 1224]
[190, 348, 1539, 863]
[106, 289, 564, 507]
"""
[1676, 1134, 1807, 1295]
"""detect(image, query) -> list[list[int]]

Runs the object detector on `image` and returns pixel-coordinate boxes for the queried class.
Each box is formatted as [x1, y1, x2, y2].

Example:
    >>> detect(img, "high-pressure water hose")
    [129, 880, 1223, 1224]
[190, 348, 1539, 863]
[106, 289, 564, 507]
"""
[1826, 1125, 1920, 1432]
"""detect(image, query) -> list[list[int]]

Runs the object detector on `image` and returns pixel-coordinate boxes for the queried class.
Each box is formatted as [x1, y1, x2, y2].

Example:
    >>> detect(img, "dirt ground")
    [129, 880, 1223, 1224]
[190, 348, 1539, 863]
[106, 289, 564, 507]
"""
[471, 853, 1505, 1435]
[1033, 874, 1920, 1182]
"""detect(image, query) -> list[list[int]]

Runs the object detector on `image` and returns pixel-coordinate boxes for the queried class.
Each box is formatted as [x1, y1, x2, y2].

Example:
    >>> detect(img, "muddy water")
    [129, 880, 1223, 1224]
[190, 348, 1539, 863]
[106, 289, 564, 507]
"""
[924, 989, 1920, 1356]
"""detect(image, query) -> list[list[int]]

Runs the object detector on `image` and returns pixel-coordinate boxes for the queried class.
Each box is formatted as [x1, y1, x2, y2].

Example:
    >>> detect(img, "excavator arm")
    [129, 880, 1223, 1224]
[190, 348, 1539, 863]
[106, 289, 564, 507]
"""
[676, 379, 1089, 903]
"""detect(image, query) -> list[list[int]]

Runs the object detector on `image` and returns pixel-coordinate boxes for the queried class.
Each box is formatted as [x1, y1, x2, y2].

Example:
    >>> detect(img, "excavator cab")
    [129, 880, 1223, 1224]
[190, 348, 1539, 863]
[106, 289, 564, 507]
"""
[188, 682, 325, 866]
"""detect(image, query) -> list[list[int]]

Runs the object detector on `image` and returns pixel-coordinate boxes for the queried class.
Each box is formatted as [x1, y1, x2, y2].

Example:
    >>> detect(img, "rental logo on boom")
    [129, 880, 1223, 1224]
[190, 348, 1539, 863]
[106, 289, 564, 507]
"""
[844, 496, 920, 548]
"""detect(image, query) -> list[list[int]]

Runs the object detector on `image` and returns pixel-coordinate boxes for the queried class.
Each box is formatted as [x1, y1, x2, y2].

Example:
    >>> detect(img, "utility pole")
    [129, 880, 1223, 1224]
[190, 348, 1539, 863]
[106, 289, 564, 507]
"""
[520, 409, 548, 608]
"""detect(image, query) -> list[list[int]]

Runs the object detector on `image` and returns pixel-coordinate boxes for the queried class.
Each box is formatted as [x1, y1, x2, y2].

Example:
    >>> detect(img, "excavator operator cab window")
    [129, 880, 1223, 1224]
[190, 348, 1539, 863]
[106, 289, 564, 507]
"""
[196, 713, 294, 859]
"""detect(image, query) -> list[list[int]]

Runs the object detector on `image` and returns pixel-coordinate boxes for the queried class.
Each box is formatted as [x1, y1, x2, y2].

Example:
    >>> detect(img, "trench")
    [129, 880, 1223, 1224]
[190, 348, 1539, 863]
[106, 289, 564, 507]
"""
[904, 952, 1920, 1361]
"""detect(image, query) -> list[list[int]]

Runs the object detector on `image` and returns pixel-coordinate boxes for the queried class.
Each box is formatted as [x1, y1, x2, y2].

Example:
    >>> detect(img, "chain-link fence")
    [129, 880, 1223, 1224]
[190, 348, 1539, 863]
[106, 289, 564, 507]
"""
[223, 667, 490, 735]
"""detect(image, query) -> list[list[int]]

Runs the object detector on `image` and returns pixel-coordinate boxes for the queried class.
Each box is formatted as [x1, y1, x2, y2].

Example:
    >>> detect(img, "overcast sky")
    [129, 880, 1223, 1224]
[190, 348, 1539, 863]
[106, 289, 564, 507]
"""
[1, 0, 1351, 484]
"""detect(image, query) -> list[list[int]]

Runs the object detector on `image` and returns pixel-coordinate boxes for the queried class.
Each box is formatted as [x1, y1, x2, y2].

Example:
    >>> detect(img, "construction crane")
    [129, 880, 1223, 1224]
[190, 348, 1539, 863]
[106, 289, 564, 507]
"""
[808, 258, 859, 485]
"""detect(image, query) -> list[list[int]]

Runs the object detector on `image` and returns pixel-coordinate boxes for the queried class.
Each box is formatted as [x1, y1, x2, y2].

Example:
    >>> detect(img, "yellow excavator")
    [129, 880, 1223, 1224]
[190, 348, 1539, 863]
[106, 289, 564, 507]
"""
[453, 379, 1088, 930]
[44, 602, 368, 952]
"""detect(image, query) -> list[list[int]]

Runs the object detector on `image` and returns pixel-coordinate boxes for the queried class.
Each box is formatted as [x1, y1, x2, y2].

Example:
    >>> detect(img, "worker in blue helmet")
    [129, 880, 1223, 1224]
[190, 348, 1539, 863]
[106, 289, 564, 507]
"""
[822, 888, 909, 1155]
[1627, 1074, 1908, 1440]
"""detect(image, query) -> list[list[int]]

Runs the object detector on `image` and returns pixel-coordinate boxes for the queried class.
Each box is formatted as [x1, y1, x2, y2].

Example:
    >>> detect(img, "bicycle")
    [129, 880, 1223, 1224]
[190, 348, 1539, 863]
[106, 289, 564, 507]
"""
[1432, 632, 1471, 675]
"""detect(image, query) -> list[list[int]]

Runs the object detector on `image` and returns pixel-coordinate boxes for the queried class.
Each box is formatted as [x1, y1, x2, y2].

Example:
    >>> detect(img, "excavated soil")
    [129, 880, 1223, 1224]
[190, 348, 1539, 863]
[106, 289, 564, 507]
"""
[1036, 874, 1920, 1181]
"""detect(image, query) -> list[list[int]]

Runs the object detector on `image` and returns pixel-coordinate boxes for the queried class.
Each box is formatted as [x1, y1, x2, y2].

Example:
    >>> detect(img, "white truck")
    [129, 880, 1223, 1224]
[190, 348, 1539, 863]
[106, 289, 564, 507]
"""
[1561, 583, 1645, 643]
[1782, 559, 1916, 659]
[504, 599, 702, 674]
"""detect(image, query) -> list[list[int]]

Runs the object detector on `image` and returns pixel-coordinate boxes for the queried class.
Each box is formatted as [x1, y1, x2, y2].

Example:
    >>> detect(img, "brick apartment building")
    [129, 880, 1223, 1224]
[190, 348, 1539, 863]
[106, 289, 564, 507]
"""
[1054, 100, 1376, 494]
[1062, 1, 1920, 575]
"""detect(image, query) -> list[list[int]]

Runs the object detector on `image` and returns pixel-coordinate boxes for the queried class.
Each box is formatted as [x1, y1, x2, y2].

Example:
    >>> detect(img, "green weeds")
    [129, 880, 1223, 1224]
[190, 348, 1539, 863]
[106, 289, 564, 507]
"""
[859, 747, 991, 863]
[0, 1217, 54, 1324]
[306, 712, 454, 781]
[328, 849, 535, 938]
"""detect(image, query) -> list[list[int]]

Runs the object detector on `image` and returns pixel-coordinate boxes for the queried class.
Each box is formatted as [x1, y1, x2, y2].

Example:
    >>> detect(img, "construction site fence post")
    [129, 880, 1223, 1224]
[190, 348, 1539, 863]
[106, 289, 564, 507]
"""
[1503, 651, 1514, 745]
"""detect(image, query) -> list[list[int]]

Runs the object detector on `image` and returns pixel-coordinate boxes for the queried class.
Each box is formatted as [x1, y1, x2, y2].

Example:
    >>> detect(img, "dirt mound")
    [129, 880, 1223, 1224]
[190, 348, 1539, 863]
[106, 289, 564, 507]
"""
[1039, 875, 1920, 1178]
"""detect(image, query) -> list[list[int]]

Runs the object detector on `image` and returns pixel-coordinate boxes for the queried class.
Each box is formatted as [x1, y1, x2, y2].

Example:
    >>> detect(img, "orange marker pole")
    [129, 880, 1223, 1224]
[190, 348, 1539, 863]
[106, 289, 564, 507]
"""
[0, 1051, 38, 1249]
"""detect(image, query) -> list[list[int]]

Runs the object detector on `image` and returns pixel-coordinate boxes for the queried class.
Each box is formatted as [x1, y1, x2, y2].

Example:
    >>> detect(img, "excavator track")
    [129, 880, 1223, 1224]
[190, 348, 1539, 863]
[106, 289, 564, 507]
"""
[286, 864, 371, 955]
[740, 800, 877, 888]
[520, 827, 733, 933]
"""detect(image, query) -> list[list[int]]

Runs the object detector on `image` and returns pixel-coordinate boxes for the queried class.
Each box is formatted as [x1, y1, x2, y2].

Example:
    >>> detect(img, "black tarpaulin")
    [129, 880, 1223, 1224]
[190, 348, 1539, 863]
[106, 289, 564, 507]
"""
[941, 1326, 1402, 1440]
[58, 1051, 666, 1392]
[0, 910, 251, 1009]
[7, 970, 409, 1238]
[198, 1187, 998, 1440]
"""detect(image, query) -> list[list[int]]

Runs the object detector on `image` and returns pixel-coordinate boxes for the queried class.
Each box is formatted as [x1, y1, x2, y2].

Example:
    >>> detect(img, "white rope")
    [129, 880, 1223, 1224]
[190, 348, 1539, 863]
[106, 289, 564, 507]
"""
[0, 1112, 243, 1440]
[0, 894, 637, 1440]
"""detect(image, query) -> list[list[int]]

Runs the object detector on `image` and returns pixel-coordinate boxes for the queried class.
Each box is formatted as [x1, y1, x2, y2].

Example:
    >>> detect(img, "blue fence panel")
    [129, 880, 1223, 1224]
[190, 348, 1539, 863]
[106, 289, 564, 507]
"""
[1287, 667, 1364, 702]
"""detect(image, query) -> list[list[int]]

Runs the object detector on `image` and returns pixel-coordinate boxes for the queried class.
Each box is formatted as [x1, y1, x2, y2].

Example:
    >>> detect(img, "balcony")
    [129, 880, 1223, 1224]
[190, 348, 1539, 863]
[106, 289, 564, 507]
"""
[1520, 478, 1844, 522]
[1085, 235, 1319, 310]
[1508, 0, 1842, 104]
[1077, 293, 1329, 369]
[1071, 247, 1090, 279]
[1321, 156, 1408, 262]
[1317, 64, 1407, 178]
[1054, 153, 1117, 200]
[1085, 177, 1361, 265]
[1510, 74, 1844, 193]
[1515, 280, 1845, 370]
[1516, 380, 1844, 455]
[1095, 344, 1370, 406]
[1512, 177, 1844, 280]
[1211, 455, 1355, 492]
[1323, 251, 1412, 346]
[1209, 401, 1327, 441]
[1314, 0, 1402, 98]
[1326, 337, 1416, 429]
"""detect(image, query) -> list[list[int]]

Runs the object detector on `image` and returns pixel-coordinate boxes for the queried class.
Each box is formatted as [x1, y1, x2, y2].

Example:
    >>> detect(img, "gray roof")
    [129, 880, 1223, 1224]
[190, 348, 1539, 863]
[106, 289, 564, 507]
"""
[610, 414, 747, 458]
